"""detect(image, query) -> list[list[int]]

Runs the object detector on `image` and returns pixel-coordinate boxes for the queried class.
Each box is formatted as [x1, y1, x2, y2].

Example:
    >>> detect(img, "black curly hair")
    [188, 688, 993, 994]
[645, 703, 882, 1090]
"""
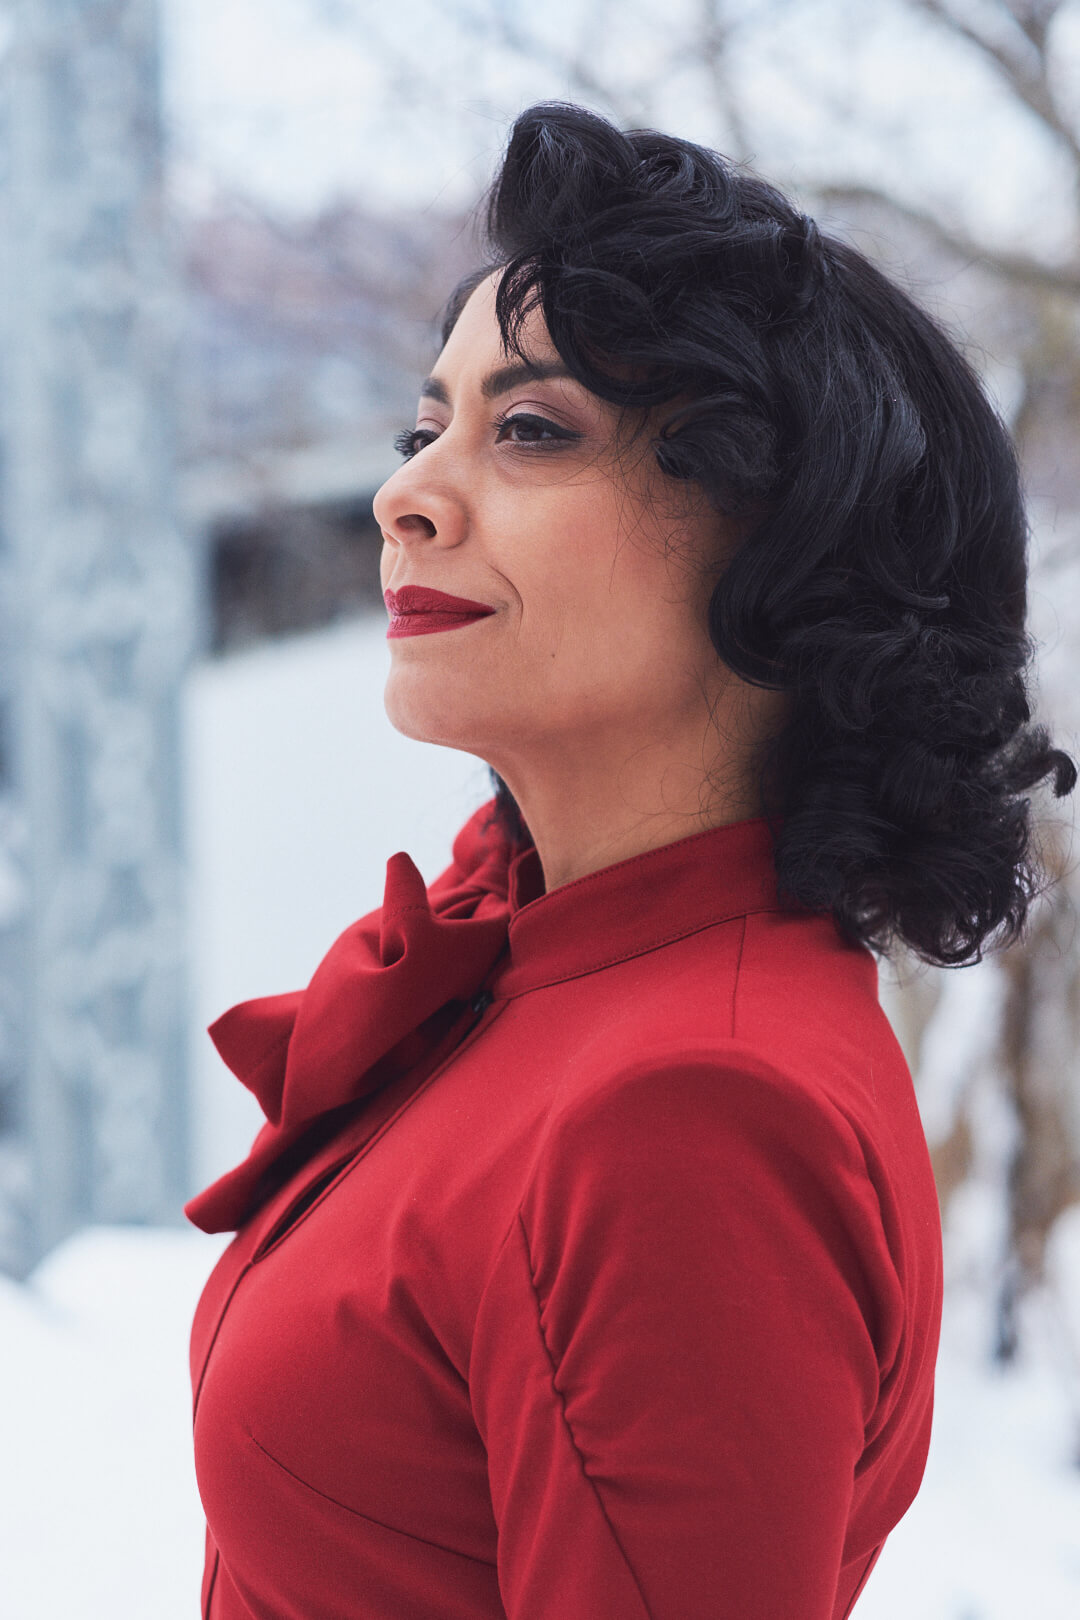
[440, 101, 1075, 968]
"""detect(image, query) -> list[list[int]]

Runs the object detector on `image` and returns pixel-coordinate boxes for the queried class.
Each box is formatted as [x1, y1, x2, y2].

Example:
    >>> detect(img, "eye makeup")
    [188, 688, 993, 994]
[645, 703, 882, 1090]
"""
[393, 410, 583, 461]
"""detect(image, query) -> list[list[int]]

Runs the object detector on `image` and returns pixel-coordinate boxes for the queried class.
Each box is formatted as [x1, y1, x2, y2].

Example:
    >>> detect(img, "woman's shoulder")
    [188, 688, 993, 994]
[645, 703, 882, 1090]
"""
[730, 905, 916, 1116]
[520, 1010, 940, 1328]
[536, 904, 932, 1222]
[568, 902, 912, 1137]
[513, 1031, 938, 1355]
[539, 1032, 884, 1192]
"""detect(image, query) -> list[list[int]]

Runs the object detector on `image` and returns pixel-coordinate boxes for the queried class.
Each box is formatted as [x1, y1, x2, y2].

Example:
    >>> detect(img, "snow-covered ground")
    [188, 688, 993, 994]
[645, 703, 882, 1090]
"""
[1, 612, 1079, 1617]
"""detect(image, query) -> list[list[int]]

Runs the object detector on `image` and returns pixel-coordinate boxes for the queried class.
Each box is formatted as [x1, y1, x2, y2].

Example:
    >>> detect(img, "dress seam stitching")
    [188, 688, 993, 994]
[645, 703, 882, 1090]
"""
[515, 1210, 655, 1620]
[245, 1432, 496, 1569]
[192, 1262, 254, 1419]
[730, 914, 748, 1038]
[202, 1548, 220, 1619]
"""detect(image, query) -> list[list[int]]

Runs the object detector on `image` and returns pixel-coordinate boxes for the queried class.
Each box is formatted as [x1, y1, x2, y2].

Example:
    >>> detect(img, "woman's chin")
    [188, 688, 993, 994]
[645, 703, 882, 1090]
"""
[382, 681, 494, 756]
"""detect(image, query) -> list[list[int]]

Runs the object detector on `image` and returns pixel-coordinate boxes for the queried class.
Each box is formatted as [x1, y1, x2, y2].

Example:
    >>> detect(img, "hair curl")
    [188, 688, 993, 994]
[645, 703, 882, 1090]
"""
[442, 101, 1075, 967]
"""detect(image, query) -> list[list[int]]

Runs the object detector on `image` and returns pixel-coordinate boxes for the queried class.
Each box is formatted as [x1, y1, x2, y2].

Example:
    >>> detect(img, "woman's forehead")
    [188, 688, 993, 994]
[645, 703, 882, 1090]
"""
[442, 274, 556, 371]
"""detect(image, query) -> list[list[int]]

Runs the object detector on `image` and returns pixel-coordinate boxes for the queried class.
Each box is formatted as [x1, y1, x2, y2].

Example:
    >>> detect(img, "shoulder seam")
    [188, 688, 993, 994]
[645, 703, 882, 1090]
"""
[730, 913, 748, 1039]
[515, 1210, 656, 1620]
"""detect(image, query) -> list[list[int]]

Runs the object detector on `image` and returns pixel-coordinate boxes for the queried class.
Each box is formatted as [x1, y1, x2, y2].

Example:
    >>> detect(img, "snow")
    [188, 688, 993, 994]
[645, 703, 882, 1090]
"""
[0, 1228, 228, 1620]
[858, 1204, 1080, 1619]
[1, 611, 1078, 1617]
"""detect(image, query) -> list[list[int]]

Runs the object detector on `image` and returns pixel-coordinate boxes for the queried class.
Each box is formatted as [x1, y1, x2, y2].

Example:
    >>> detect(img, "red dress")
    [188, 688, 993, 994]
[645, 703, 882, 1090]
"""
[187, 801, 943, 1620]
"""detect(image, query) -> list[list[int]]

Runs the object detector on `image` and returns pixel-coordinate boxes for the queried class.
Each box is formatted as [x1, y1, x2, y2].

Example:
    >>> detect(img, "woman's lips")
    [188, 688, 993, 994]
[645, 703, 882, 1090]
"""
[384, 585, 496, 639]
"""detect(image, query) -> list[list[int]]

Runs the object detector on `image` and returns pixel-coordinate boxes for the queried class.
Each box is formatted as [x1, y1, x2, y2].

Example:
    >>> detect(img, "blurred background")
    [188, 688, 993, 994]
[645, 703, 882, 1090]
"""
[0, 0, 1078, 1614]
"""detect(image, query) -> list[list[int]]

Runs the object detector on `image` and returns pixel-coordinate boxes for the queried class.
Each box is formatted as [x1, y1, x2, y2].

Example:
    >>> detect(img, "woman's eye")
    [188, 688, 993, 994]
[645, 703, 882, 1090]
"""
[392, 413, 578, 461]
[393, 427, 436, 461]
[496, 412, 577, 446]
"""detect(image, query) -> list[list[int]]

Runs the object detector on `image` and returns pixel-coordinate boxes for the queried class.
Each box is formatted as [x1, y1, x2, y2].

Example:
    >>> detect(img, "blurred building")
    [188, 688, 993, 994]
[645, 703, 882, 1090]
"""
[0, 0, 478, 1275]
[0, 0, 195, 1273]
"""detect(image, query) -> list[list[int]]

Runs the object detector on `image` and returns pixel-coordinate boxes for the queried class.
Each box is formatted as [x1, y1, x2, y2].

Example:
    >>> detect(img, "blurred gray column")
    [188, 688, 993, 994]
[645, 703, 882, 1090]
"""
[0, 0, 197, 1273]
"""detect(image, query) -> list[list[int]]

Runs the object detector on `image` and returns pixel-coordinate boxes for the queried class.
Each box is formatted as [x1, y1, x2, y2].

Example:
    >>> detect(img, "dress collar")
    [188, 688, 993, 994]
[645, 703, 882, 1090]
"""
[494, 814, 781, 997]
[185, 798, 786, 1234]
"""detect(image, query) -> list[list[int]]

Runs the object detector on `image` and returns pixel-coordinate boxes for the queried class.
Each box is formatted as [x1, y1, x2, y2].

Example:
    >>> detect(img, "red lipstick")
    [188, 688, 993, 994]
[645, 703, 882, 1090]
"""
[385, 585, 496, 639]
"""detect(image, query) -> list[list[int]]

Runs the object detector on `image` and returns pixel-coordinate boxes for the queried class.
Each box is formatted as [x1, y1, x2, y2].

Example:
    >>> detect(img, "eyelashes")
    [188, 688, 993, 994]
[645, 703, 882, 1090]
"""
[393, 426, 434, 460]
[393, 410, 581, 461]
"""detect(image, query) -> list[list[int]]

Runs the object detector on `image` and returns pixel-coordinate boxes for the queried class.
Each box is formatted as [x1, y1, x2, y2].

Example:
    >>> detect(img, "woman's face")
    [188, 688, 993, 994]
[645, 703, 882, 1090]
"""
[374, 274, 733, 783]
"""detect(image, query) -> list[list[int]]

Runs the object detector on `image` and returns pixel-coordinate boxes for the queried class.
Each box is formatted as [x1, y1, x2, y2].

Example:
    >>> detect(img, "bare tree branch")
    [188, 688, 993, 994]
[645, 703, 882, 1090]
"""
[818, 181, 1080, 296]
[912, 0, 1080, 176]
[478, 0, 655, 127]
[694, 0, 752, 159]
[1007, 0, 1069, 58]
[312, 0, 674, 133]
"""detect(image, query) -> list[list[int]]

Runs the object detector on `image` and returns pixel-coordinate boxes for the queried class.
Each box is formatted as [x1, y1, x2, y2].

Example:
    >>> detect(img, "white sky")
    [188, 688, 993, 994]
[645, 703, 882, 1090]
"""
[161, 0, 1080, 261]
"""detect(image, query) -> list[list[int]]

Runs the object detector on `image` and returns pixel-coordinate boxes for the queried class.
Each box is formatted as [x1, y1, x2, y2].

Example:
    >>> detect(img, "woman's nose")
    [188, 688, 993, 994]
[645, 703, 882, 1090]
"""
[373, 462, 466, 549]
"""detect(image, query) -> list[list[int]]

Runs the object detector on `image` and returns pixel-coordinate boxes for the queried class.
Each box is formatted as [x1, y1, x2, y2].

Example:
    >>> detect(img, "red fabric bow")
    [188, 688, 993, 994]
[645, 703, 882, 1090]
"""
[185, 801, 519, 1234]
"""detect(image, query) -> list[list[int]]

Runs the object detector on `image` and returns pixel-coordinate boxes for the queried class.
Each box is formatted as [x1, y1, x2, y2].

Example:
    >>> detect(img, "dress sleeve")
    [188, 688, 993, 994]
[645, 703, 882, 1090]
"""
[468, 1047, 902, 1620]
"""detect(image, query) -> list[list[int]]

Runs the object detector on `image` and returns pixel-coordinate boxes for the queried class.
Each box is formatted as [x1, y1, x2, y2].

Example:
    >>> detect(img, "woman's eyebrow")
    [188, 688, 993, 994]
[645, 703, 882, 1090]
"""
[419, 360, 575, 406]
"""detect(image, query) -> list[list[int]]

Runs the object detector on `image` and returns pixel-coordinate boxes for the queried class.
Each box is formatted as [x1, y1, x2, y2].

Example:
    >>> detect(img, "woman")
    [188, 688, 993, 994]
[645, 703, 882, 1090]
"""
[187, 103, 1075, 1620]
